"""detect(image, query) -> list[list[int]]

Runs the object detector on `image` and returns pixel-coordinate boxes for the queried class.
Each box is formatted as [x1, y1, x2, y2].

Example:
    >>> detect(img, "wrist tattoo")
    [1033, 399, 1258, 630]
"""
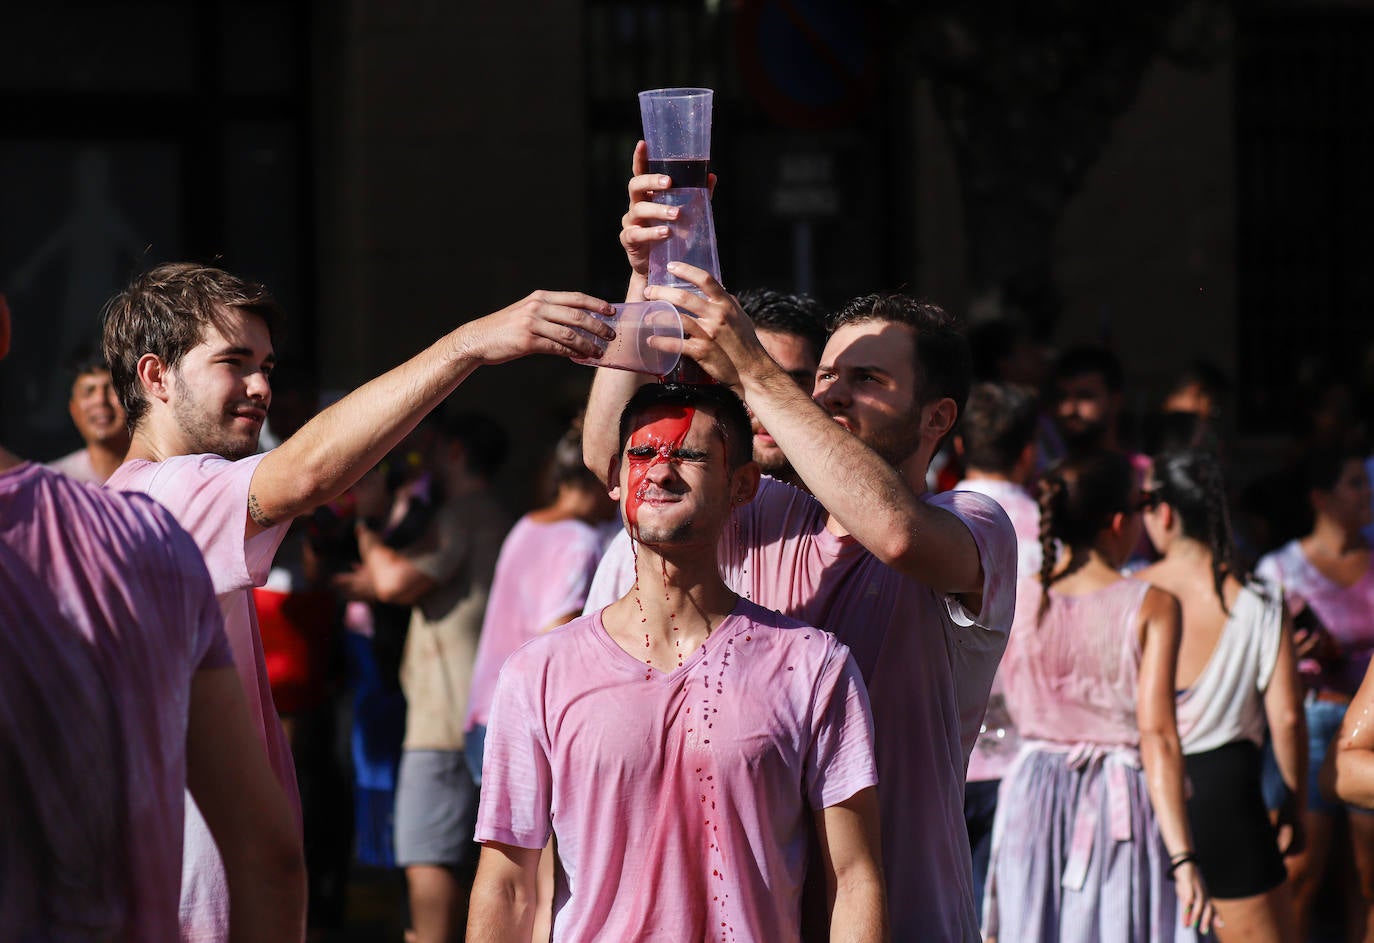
[248, 492, 276, 528]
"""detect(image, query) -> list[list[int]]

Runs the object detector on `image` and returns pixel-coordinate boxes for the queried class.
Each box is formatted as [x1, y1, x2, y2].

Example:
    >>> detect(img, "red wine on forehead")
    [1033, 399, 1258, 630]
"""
[646, 158, 710, 189]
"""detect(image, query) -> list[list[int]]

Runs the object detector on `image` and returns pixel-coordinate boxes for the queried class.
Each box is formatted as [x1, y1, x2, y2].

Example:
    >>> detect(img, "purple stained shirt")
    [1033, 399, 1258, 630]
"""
[720, 479, 1017, 942]
[0, 462, 231, 941]
[106, 452, 301, 941]
[476, 599, 876, 943]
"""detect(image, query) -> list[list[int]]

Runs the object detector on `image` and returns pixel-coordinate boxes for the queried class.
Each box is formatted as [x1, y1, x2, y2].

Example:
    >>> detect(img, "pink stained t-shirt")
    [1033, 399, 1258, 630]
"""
[719, 478, 1017, 943]
[1257, 539, 1374, 697]
[0, 463, 232, 941]
[475, 599, 877, 943]
[106, 452, 301, 941]
[465, 515, 607, 731]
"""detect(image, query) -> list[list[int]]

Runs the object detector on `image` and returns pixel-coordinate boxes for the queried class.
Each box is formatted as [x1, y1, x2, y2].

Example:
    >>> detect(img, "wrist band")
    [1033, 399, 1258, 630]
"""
[1167, 852, 1197, 876]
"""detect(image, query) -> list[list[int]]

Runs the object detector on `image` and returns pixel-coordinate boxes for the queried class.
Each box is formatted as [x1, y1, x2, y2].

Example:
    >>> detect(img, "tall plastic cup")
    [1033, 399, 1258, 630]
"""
[572, 300, 682, 377]
[638, 88, 721, 292]
[639, 87, 720, 383]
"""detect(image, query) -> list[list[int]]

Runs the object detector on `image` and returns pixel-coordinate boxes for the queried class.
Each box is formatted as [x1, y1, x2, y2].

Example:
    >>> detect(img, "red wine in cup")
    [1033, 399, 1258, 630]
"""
[646, 158, 710, 189]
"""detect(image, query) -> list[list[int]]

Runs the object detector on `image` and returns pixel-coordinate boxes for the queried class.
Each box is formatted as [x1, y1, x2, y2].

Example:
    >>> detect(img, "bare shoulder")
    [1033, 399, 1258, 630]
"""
[1139, 583, 1182, 625]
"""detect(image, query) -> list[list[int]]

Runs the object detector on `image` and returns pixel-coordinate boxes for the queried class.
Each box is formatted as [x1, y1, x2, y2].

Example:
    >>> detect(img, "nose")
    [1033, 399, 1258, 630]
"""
[245, 370, 272, 404]
[816, 374, 848, 411]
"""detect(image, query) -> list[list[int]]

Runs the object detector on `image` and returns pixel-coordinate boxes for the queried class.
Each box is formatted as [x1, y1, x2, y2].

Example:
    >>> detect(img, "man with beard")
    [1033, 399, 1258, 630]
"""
[470, 382, 884, 943]
[1051, 345, 1127, 456]
[101, 262, 614, 942]
[581, 287, 827, 611]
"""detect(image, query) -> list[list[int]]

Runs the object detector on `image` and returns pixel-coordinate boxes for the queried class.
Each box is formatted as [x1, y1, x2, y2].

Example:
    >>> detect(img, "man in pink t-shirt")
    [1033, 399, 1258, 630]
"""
[0, 297, 303, 942]
[98, 263, 616, 941]
[584, 202, 1016, 937]
[470, 383, 884, 943]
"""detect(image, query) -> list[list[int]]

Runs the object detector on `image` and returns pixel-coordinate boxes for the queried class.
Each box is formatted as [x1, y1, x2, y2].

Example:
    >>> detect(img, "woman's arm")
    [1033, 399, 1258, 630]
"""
[1263, 609, 1308, 852]
[1332, 660, 1374, 808]
[1136, 585, 1215, 936]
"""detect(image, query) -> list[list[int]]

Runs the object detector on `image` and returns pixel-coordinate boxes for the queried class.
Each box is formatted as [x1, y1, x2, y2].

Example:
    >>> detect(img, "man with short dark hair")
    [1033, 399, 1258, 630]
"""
[470, 382, 885, 943]
[47, 348, 129, 483]
[1052, 344, 1126, 455]
[101, 262, 613, 942]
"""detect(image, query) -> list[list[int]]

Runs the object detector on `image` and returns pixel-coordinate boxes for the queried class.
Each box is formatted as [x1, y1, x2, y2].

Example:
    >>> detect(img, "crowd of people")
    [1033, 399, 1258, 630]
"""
[6, 149, 1374, 943]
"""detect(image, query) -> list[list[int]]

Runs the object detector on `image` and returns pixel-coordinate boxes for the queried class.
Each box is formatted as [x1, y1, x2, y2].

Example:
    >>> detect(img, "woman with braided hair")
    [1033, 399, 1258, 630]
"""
[985, 448, 1214, 941]
[1135, 448, 1305, 942]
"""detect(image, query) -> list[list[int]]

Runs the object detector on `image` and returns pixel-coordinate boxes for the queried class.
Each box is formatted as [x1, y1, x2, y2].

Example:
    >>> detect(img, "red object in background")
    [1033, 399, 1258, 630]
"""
[254, 588, 335, 715]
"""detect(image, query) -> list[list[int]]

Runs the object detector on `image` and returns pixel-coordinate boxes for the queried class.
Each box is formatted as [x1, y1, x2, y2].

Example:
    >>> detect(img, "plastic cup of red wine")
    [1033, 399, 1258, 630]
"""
[571, 300, 683, 377]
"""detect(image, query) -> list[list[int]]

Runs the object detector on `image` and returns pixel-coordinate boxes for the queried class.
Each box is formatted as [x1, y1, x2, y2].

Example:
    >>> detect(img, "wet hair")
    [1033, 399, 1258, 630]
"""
[1152, 448, 1247, 612]
[1036, 448, 1134, 619]
[735, 288, 828, 362]
[829, 293, 972, 415]
[435, 411, 509, 479]
[101, 263, 285, 430]
[1054, 345, 1123, 393]
[617, 382, 753, 470]
[957, 382, 1039, 474]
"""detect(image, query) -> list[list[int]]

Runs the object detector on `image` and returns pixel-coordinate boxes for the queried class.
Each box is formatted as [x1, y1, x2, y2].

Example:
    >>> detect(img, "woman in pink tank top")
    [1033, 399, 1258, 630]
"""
[986, 449, 1214, 941]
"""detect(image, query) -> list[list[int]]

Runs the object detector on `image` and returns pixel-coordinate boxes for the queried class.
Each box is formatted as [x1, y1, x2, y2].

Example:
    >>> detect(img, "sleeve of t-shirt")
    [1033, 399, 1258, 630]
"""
[536, 528, 603, 628]
[407, 505, 472, 585]
[931, 490, 1018, 636]
[131, 452, 289, 596]
[725, 476, 828, 601]
[583, 529, 636, 615]
[474, 647, 554, 849]
[803, 640, 878, 810]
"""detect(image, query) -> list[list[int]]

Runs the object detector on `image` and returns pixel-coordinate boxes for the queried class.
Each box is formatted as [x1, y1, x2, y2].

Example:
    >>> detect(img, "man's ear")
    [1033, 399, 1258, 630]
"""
[136, 353, 172, 404]
[730, 461, 761, 506]
[923, 397, 959, 443]
[607, 455, 622, 502]
[952, 434, 966, 461]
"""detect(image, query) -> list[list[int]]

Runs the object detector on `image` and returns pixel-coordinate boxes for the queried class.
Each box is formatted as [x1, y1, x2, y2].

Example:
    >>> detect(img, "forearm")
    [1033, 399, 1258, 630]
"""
[1269, 708, 1308, 804]
[466, 873, 537, 943]
[225, 842, 308, 943]
[739, 360, 980, 592]
[1334, 747, 1374, 808]
[583, 365, 648, 486]
[356, 526, 434, 606]
[253, 326, 480, 525]
[829, 871, 888, 943]
[1140, 729, 1194, 856]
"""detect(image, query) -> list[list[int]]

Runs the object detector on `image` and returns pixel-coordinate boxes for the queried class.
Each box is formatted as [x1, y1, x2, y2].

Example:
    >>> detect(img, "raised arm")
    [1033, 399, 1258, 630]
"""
[246, 291, 614, 537]
[1263, 610, 1308, 853]
[813, 787, 888, 943]
[583, 142, 689, 484]
[186, 666, 307, 943]
[1135, 586, 1214, 936]
[644, 264, 984, 596]
[466, 842, 542, 943]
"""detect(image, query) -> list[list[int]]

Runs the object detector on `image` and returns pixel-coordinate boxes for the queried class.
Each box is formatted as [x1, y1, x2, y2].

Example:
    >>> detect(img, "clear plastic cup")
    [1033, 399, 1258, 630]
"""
[638, 88, 713, 162]
[572, 300, 682, 376]
[647, 189, 721, 290]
